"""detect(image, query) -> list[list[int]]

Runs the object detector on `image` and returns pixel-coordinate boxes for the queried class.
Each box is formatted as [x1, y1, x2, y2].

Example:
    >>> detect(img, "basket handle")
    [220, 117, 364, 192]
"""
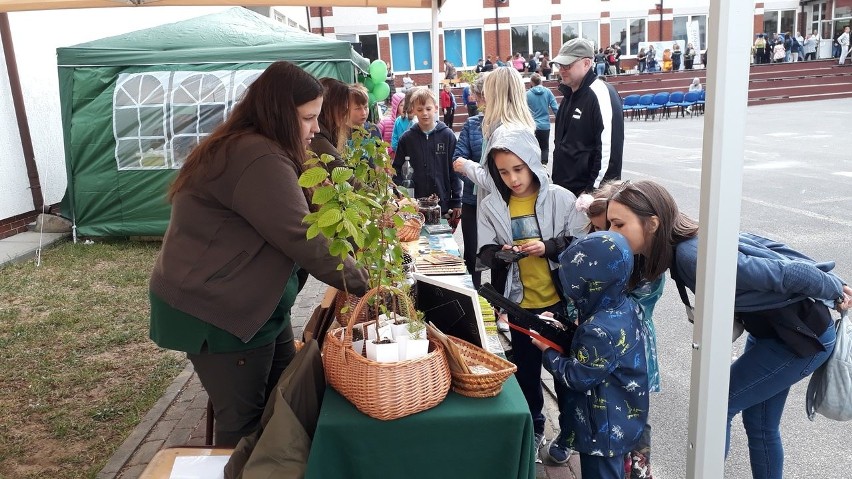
[344, 285, 417, 343]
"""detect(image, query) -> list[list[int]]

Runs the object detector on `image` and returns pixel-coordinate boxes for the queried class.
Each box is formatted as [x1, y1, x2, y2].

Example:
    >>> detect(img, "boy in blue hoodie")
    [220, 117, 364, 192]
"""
[475, 126, 587, 459]
[526, 73, 559, 165]
[532, 231, 649, 478]
[393, 88, 462, 218]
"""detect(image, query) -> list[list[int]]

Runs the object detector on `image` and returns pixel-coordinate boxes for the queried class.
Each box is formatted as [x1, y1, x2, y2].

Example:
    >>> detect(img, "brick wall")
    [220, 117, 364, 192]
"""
[0, 204, 61, 240]
[0, 210, 39, 240]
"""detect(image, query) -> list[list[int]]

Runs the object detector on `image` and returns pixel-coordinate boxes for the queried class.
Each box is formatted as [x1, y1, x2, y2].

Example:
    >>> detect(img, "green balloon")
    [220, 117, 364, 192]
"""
[370, 59, 388, 82]
[373, 81, 390, 102]
[368, 91, 377, 105]
[364, 77, 375, 91]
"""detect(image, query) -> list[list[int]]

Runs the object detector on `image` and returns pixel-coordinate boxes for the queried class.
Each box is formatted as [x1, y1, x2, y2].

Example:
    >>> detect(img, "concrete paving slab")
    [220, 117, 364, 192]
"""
[0, 231, 69, 267]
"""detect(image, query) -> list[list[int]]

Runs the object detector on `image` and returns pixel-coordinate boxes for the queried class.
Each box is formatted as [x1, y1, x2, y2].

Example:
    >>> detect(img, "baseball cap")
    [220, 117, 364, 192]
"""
[550, 38, 594, 66]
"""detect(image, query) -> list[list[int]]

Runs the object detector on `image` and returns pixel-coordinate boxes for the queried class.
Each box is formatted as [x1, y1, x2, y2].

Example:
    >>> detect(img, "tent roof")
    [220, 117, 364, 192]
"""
[56, 7, 369, 69]
[1, 0, 436, 13]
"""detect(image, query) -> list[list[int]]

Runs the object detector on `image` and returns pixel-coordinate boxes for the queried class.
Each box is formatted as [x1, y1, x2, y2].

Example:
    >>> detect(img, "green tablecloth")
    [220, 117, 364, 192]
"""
[305, 376, 536, 479]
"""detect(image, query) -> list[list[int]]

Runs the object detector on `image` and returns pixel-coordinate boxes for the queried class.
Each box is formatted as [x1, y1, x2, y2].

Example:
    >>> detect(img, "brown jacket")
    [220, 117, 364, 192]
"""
[150, 133, 368, 342]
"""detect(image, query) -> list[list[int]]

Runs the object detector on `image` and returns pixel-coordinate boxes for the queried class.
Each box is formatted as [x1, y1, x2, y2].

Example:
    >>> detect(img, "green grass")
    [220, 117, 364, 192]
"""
[0, 239, 184, 479]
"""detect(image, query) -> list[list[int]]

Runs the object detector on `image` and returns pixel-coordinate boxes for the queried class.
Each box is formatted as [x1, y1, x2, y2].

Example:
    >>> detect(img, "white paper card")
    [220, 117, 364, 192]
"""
[169, 456, 228, 479]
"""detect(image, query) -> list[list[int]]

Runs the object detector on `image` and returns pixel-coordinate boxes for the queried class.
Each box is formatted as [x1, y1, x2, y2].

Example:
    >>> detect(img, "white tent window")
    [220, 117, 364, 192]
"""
[114, 72, 169, 170]
[170, 71, 229, 167]
[113, 70, 263, 171]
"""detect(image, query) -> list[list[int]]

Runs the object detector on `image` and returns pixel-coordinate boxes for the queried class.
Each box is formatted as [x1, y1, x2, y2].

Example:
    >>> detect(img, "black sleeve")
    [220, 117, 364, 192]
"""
[479, 244, 510, 295]
[543, 234, 573, 262]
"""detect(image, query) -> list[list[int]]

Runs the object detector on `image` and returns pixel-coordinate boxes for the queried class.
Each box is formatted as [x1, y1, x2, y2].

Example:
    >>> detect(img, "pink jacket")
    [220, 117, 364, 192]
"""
[377, 92, 405, 153]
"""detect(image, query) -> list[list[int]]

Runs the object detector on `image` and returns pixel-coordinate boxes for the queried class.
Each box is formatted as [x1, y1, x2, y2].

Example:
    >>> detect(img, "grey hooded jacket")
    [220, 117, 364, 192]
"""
[473, 126, 587, 303]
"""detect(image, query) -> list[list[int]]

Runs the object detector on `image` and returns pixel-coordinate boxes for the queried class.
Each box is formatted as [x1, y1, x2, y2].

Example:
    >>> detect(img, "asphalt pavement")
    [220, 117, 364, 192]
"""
[617, 97, 852, 478]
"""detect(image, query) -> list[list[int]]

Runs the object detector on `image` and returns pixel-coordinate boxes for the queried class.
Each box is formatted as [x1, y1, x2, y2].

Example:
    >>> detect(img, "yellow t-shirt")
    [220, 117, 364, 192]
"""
[508, 193, 559, 309]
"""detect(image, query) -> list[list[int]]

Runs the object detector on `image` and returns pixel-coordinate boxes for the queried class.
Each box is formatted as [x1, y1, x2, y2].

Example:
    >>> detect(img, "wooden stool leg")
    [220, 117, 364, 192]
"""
[205, 398, 214, 446]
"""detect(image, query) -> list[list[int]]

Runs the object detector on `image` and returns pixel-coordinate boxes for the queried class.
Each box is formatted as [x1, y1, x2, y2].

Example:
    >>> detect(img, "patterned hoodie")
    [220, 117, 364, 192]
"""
[542, 231, 648, 457]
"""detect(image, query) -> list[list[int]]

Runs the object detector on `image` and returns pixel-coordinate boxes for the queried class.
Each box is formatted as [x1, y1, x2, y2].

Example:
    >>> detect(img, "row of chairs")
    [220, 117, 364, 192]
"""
[622, 91, 706, 120]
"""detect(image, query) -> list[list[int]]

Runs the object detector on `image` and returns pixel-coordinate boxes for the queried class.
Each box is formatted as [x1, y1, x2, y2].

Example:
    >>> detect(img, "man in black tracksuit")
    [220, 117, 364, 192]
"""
[550, 38, 624, 197]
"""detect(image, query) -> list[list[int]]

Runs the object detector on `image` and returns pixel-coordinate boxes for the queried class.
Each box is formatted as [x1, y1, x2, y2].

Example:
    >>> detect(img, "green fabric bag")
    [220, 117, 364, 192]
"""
[225, 339, 325, 479]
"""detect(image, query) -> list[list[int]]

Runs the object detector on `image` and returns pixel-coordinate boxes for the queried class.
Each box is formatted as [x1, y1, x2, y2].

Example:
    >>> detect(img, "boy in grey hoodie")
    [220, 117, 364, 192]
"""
[474, 126, 587, 458]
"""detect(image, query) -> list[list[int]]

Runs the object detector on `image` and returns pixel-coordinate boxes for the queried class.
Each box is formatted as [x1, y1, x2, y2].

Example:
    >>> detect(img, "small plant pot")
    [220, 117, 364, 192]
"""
[366, 339, 399, 363]
[400, 337, 430, 360]
[390, 322, 411, 341]
[351, 323, 367, 356]
[367, 319, 394, 342]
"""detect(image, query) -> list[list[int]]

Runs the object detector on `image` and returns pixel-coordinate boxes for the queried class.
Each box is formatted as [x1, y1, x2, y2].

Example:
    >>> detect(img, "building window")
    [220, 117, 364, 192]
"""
[113, 70, 262, 170]
[610, 18, 646, 56]
[834, 1, 852, 38]
[763, 10, 797, 35]
[390, 31, 432, 72]
[511, 23, 550, 58]
[673, 15, 707, 51]
[337, 33, 380, 63]
[443, 28, 483, 68]
[809, 2, 830, 38]
[562, 21, 600, 50]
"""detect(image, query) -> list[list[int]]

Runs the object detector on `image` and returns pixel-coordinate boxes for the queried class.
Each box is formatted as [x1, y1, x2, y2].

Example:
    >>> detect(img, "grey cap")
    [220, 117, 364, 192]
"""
[551, 38, 594, 66]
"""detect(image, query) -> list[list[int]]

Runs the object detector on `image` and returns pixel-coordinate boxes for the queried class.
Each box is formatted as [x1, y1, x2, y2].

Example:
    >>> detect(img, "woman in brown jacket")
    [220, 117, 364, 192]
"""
[149, 61, 368, 447]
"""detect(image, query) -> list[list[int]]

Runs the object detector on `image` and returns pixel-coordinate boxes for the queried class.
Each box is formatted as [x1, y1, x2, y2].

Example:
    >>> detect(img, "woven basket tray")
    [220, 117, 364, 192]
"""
[448, 336, 517, 398]
[323, 286, 452, 420]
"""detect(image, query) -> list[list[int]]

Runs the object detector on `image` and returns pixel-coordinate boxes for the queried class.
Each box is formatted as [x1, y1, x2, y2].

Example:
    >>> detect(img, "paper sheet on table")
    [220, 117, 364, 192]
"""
[169, 456, 228, 479]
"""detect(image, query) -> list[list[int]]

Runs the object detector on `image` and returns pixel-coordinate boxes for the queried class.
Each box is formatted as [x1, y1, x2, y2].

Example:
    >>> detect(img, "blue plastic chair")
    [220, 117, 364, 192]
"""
[622, 94, 640, 120]
[695, 90, 706, 115]
[678, 91, 700, 116]
[645, 92, 670, 121]
[665, 91, 684, 118]
[634, 94, 654, 120]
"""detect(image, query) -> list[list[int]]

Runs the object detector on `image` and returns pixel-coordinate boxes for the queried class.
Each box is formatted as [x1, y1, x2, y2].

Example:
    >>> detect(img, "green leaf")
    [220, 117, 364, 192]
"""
[311, 186, 336, 205]
[331, 167, 354, 184]
[318, 209, 342, 228]
[343, 218, 360, 245]
[298, 167, 328, 188]
[306, 223, 321, 240]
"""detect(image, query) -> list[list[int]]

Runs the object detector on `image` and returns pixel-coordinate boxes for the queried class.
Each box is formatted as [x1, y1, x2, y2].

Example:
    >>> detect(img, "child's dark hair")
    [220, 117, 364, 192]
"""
[486, 147, 539, 204]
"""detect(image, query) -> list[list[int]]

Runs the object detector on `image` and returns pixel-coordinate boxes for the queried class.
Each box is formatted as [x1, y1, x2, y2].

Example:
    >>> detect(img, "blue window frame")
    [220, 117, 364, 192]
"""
[464, 28, 483, 67]
[444, 29, 464, 67]
[412, 31, 432, 71]
[391, 32, 412, 72]
[391, 31, 433, 72]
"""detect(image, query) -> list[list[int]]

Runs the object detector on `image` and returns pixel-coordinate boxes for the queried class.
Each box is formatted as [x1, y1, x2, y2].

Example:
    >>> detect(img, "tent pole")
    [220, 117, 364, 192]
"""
[686, 0, 751, 477]
[1, 12, 44, 213]
[431, 0, 440, 97]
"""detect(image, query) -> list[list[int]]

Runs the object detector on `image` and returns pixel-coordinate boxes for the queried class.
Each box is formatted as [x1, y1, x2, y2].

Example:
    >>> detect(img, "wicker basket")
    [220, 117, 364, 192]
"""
[323, 286, 452, 420]
[448, 336, 517, 398]
[333, 290, 363, 326]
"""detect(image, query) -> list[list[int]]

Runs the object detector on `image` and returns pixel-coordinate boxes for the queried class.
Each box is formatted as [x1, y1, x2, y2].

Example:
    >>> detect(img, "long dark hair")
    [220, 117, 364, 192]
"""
[318, 77, 351, 151]
[169, 61, 322, 200]
[609, 180, 699, 284]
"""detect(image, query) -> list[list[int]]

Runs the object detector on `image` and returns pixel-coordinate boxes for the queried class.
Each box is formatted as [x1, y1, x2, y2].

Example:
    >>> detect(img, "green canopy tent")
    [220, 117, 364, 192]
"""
[57, 7, 369, 237]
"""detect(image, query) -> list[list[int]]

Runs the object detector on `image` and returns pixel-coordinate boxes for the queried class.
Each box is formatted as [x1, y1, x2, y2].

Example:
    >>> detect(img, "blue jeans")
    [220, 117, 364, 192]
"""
[725, 324, 836, 479]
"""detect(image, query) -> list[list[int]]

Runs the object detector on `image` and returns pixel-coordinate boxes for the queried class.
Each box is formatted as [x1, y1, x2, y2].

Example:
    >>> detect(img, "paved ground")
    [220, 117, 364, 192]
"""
[5, 97, 849, 479]
[98, 239, 582, 479]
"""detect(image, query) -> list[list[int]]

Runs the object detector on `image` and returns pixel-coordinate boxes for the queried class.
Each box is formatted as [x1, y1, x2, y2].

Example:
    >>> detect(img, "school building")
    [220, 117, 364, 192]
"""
[306, 0, 852, 85]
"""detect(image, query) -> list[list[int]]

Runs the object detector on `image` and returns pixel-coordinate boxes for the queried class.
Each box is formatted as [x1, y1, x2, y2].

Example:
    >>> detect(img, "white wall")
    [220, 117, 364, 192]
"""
[0, 6, 228, 221]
